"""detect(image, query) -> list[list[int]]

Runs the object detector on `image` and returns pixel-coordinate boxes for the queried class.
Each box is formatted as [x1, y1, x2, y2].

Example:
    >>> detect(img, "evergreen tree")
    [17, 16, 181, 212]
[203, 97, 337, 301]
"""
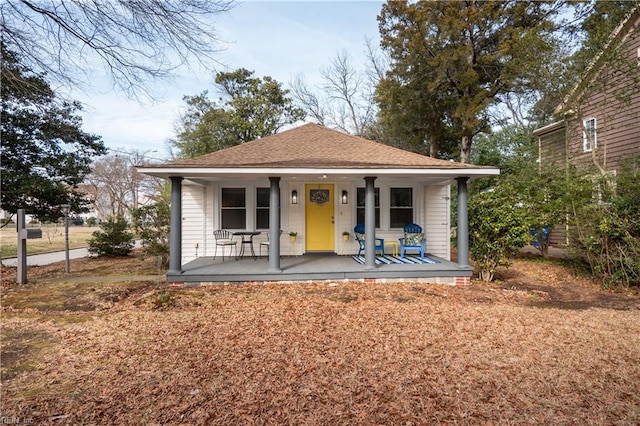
[173, 69, 305, 158]
[377, 1, 561, 162]
[87, 217, 135, 257]
[0, 46, 106, 222]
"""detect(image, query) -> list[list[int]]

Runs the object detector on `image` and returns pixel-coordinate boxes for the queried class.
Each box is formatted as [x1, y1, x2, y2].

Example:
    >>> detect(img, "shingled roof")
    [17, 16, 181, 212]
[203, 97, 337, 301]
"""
[152, 123, 489, 170]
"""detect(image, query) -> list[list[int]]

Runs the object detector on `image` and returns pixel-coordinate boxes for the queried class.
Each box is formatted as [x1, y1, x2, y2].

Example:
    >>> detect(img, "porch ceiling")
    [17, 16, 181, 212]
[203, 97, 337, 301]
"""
[140, 167, 498, 184]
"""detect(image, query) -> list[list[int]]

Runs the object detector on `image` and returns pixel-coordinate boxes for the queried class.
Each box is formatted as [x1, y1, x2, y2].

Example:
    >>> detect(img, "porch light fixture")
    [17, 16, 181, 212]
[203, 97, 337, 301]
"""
[341, 190, 348, 204]
[291, 190, 298, 204]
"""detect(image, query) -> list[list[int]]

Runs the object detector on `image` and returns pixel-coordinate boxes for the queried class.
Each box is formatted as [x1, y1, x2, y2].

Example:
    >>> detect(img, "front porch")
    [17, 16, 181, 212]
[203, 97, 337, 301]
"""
[168, 253, 473, 285]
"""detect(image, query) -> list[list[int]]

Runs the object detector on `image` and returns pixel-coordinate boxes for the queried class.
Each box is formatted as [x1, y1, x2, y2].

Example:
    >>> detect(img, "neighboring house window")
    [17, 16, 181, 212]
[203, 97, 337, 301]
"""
[256, 187, 270, 230]
[356, 187, 380, 228]
[221, 188, 246, 229]
[390, 187, 413, 228]
[583, 117, 597, 152]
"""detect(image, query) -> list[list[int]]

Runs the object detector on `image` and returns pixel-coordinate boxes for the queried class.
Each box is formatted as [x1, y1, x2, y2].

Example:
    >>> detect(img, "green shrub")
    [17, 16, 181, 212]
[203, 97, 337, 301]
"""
[86, 217, 98, 227]
[468, 186, 532, 282]
[132, 201, 170, 268]
[568, 159, 640, 288]
[88, 216, 134, 257]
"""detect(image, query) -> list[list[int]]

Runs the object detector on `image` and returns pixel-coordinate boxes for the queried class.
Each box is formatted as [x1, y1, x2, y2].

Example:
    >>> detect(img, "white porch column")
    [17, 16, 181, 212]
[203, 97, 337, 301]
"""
[169, 176, 183, 275]
[268, 176, 281, 273]
[456, 177, 470, 268]
[364, 176, 377, 270]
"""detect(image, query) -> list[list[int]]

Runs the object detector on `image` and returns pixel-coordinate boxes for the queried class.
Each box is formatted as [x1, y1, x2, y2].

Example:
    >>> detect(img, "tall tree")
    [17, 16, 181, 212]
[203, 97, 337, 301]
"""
[86, 154, 134, 219]
[292, 50, 377, 137]
[86, 150, 163, 219]
[1, 0, 234, 96]
[571, 1, 638, 70]
[531, 1, 637, 124]
[377, 0, 561, 162]
[1, 46, 106, 222]
[173, 68, 305, 158]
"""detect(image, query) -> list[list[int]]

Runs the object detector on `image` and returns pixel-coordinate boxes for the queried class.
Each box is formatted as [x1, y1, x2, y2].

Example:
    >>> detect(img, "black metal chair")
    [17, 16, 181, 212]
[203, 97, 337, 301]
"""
[213, 230, 237, 261]
[260, 230, 282, 257]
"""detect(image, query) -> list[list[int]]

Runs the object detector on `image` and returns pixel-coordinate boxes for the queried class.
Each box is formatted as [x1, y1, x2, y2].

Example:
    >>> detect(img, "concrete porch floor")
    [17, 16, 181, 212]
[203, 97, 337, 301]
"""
[168, 253, 473, 285]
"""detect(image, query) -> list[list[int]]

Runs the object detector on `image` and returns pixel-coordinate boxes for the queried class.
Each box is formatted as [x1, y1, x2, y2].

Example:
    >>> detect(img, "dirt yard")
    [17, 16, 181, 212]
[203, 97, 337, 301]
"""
[1, 253, 639, 424]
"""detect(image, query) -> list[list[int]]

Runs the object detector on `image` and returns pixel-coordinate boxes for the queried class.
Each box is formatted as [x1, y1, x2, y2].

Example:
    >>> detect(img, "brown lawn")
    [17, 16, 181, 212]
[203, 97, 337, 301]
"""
[0, 224, 95, 258]
[1, 252, 639, 424]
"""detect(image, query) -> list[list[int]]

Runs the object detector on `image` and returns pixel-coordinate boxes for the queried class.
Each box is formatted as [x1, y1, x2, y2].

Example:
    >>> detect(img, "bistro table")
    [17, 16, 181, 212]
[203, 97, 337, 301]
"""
[233, 231, 261, 260]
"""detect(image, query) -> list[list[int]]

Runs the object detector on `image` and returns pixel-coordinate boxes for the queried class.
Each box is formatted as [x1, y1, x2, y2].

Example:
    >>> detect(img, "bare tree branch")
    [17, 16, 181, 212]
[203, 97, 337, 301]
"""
[291, 74, 327, 126]
[292, 49, 380, 137]
[1, 0, 234, 97]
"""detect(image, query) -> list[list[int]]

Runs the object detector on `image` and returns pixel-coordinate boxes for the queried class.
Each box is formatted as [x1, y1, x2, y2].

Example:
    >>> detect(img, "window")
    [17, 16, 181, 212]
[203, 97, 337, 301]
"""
[256, 187, 270, 230]
[221, 188, 246, 229]
[390, 187, 413, 228]
[356, 187, 380, 228]
[583, 117, 597, 152]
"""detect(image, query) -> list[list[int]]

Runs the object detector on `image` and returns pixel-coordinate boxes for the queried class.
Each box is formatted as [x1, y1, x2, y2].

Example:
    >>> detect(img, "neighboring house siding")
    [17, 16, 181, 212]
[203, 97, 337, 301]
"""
[538, 125, 567, 168]
[565, 89, 640, 173]
[536, 11, 639, 248]
[424, 185, 451, 261]
[563, 13, 640, 173]
[182, 184, 207, 263]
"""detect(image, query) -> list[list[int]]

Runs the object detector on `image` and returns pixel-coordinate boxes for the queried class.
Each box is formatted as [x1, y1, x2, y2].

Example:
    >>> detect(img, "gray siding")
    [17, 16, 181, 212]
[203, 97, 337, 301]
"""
[564, 14, 640, 174]
[539, 126, 567, 169]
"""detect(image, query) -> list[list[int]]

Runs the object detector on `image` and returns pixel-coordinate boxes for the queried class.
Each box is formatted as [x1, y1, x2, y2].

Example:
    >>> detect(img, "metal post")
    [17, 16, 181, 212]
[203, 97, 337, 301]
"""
[456, 177, 470, 268]
[364, 176, 377, 270]
[17, 209, 27, 284]
[60, 204, 71, 274]
[65, 211, 70, 273]
[268, 177, 281, 273]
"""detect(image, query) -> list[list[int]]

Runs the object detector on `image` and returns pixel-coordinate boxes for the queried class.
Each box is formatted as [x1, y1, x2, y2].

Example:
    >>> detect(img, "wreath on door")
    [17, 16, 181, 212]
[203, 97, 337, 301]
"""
[309, 189, 330, 204]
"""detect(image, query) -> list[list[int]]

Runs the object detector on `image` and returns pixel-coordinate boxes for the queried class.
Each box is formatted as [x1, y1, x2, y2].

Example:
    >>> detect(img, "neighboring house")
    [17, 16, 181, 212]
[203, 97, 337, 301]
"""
[535, 7, 639, 173]
[139, 123, 499, 284]
[534, 7, 640, 245]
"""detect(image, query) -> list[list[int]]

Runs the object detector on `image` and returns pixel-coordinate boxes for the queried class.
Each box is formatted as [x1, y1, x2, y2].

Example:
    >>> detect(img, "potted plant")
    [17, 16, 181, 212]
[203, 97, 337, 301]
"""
[289, 231, 297, 242]
[342, 231, 350, 241]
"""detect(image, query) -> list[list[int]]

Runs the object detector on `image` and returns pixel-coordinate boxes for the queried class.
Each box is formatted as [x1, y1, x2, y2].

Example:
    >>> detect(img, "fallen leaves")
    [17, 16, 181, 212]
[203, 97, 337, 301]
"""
[1, 255, 639, 424]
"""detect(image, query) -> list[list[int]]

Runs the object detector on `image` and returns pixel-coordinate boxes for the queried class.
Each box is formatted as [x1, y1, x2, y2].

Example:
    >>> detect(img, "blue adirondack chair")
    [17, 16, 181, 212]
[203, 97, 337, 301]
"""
[529, 226, 550, 249]
[399, 223, 426, 258]
[353, 224, 384, 256]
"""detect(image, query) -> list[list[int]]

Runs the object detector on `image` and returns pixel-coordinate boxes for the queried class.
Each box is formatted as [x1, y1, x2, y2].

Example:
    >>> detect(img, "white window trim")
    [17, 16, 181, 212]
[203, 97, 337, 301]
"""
[220, 186, 248, 230]
[583, 117, 597, 152]
[355, 183, 417, 230]
[255, 186, 272, 230]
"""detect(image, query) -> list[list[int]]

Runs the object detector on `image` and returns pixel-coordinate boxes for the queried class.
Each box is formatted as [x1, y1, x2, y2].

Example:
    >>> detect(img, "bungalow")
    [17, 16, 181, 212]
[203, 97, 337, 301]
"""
[138, 123, 499, 285]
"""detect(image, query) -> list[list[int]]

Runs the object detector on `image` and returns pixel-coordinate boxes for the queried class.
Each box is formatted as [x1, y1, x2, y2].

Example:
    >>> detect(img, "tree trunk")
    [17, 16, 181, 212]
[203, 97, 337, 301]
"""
[461, 134, 472, 164]
[429, 138, 439, 158]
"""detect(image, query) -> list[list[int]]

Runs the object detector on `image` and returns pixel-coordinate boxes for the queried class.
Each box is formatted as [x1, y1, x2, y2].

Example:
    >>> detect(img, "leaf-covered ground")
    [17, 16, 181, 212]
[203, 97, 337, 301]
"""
[1, 253, 639, 424]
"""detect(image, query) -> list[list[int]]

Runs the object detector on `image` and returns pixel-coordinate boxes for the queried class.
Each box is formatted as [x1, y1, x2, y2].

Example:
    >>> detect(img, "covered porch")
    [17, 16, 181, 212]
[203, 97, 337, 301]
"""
[138, 124, 499, 286]
[170, 253, 472, 285]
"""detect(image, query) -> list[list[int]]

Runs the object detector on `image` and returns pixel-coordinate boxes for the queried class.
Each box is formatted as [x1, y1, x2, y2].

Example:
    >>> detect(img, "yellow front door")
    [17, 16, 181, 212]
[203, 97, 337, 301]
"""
[305, 184, 335, 252]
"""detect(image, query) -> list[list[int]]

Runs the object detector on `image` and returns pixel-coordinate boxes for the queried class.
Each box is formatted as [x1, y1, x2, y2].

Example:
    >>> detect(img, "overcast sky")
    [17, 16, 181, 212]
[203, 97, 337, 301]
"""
[71, 1, 383, 160]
